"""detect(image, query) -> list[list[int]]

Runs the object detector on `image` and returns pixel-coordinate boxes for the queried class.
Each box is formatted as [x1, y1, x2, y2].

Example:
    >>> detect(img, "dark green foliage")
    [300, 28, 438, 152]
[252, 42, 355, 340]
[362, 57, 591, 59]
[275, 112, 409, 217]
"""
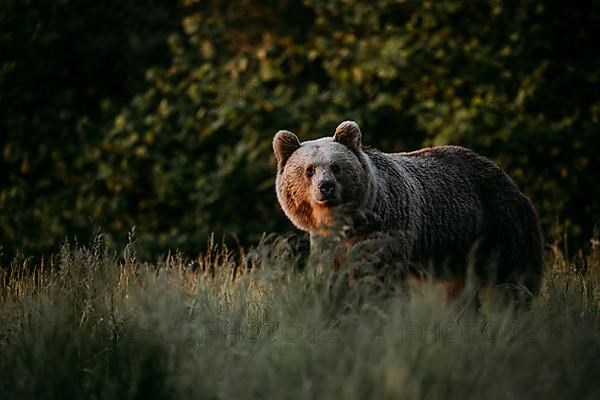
[1, 0, 599, 259]
[0, 0, 182, 258]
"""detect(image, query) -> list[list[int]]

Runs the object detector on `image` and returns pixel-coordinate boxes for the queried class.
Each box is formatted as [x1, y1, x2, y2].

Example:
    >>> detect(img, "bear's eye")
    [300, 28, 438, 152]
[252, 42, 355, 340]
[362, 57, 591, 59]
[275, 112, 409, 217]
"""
[305, 166, 315, 178]
[331, 164, 340, 174]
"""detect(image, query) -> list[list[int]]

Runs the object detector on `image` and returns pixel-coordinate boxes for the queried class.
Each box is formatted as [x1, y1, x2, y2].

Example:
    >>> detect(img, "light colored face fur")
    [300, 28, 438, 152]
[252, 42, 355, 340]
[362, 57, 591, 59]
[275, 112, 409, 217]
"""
[273, 121, 376, 233]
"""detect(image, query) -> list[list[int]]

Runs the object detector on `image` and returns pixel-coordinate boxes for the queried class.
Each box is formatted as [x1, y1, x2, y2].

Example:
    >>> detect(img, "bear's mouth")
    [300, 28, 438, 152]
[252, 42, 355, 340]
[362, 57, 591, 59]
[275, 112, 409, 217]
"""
[314, 197, 339, 207]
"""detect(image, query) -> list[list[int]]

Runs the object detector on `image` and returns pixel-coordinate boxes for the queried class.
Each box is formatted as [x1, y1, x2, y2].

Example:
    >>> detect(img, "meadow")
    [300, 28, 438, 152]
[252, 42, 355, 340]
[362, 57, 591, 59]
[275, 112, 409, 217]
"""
[2, 2, 599, 398]
[1, 234, 599, 400]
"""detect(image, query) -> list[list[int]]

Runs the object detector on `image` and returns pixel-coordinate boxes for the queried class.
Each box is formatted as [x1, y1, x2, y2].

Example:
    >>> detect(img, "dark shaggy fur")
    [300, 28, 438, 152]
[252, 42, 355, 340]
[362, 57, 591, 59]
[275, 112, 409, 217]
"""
[273, 121, 543, 294]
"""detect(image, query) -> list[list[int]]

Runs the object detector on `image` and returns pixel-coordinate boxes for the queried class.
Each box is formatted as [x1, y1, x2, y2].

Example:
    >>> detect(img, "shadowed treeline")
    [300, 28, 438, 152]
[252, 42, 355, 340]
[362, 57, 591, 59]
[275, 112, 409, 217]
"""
[1, 0, 599, 260]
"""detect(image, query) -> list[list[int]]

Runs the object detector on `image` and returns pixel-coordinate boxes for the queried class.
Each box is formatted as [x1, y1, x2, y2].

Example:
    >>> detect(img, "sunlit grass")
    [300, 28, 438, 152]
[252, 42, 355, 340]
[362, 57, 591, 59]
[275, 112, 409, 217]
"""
[1, 234, 599, 400]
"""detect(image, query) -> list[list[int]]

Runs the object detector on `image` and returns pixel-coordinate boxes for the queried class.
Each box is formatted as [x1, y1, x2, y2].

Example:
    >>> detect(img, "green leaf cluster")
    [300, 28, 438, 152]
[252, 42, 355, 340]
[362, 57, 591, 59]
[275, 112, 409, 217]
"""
[2, 0, 599, 258]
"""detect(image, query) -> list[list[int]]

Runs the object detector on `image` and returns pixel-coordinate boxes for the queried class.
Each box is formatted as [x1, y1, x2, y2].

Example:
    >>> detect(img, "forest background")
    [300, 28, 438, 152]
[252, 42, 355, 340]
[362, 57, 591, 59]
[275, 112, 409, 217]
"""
[1, 0, 599, 261]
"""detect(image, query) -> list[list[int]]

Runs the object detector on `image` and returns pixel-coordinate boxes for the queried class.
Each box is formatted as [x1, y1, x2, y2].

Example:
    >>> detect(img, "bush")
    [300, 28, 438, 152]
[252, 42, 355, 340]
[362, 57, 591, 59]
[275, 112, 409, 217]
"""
[0, 0, 181, 258]
[2, 0, 599, 259]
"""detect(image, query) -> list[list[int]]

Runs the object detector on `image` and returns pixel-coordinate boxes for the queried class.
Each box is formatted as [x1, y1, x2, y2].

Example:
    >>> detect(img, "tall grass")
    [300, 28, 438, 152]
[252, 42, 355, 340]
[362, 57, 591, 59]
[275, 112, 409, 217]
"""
[1, 234, 599, 400]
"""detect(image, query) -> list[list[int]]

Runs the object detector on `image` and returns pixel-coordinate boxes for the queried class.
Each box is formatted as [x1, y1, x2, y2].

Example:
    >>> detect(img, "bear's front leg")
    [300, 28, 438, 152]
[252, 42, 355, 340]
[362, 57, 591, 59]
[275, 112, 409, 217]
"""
[309, 231, 353, 271]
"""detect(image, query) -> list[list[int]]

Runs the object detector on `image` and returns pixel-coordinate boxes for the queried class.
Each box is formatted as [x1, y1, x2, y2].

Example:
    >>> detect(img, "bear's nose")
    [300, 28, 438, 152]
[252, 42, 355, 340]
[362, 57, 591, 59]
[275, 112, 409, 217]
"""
[318, 180, 336, 197]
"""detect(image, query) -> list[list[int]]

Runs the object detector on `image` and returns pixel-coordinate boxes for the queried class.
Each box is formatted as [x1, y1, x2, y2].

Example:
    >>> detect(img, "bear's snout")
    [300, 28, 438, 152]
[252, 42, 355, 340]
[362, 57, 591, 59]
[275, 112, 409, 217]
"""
[318, 180, 336, 196]
[315, 180, 338, 205]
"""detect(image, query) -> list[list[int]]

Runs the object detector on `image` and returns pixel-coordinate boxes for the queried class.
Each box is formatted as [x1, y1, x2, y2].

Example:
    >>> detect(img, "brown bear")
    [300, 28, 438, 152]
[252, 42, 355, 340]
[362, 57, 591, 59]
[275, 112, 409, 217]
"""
[273, 120, 543, 296]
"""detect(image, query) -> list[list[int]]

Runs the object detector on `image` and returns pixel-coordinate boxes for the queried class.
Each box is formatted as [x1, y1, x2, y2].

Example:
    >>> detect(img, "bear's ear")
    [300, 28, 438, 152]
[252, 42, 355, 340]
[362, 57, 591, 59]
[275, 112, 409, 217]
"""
[333, 120, 361, 151]
[273, 130, 301, 167]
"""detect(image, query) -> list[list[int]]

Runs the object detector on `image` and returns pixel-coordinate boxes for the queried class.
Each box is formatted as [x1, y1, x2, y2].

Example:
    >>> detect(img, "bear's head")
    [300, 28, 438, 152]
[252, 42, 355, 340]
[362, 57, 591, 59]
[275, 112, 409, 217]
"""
[273, 121, 377, 233]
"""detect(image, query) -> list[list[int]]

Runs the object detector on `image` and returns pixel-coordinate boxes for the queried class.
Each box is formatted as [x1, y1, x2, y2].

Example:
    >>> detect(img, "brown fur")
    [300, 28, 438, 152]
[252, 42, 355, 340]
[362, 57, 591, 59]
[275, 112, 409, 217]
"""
[407, 275, 466, 303]
[273, 121, 543, 296]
